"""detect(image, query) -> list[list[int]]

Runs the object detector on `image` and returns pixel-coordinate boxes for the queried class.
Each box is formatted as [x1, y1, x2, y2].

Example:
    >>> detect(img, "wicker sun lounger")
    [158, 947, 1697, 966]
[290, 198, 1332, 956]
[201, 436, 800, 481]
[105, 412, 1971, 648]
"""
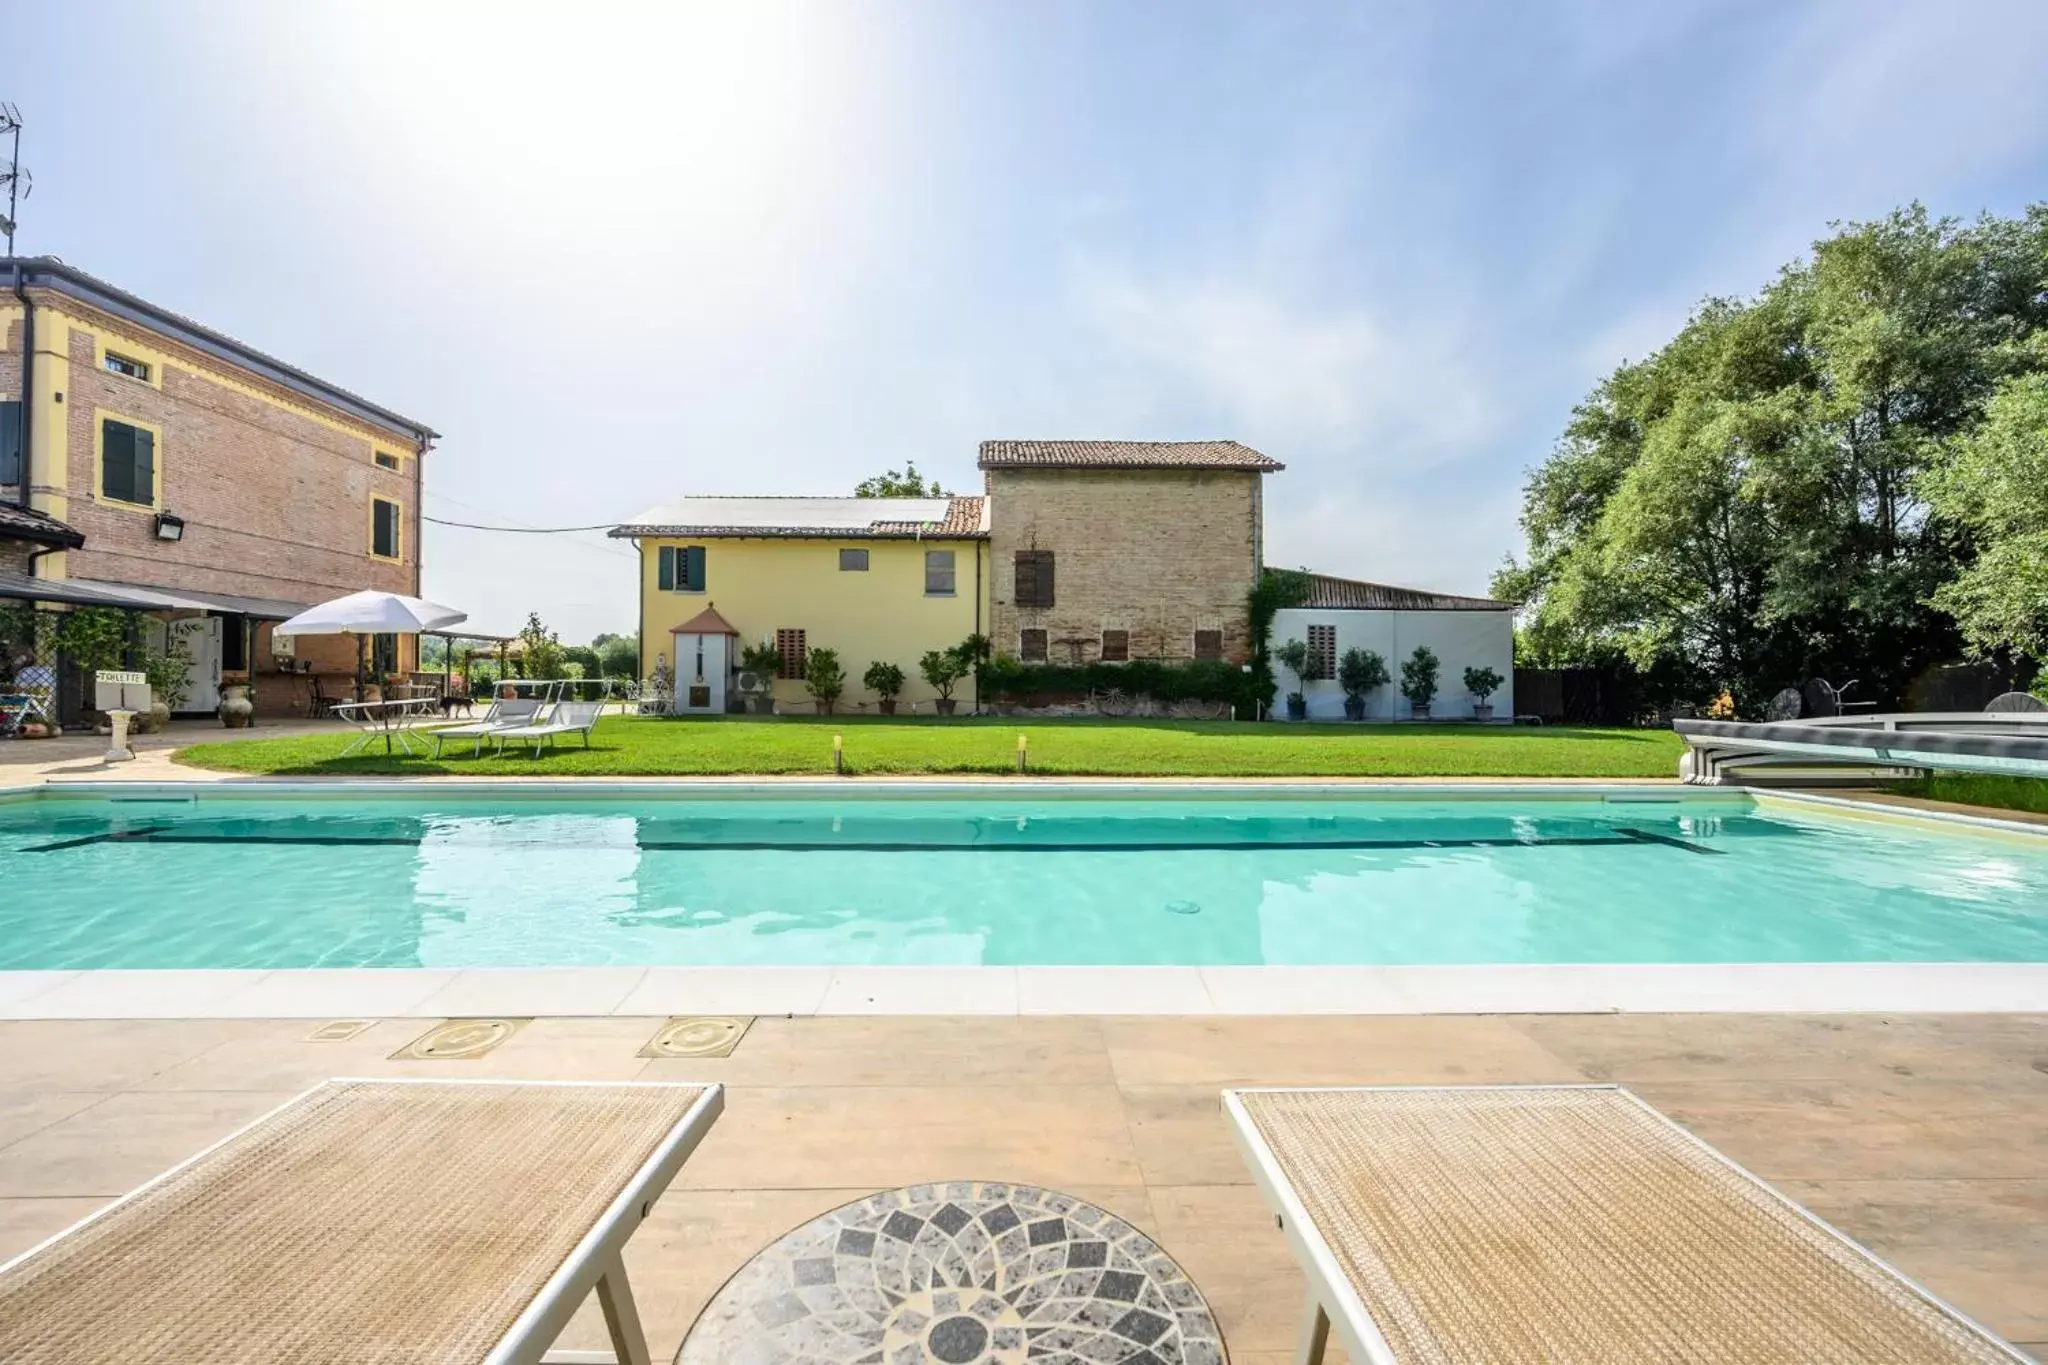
[1225, 1084, 2028, 1365]
[0, 1078, 724, 1365]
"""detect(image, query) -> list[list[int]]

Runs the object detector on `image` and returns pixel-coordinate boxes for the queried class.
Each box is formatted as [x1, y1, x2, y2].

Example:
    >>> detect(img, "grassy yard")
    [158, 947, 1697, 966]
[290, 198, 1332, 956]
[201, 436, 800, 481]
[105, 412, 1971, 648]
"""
[174, 715, 1684, 778]
[1898, 772, 2048, 817]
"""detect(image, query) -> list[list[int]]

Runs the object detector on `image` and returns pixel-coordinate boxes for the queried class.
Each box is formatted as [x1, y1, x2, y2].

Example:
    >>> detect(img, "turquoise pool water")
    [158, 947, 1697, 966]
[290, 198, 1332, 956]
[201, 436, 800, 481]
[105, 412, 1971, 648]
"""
[1, 791, 2044, 968]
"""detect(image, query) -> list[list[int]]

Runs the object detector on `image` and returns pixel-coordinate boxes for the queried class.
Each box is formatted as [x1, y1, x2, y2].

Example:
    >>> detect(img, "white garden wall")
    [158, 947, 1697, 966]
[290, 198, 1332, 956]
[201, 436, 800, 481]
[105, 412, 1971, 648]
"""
[1271, 607, 1515, 721]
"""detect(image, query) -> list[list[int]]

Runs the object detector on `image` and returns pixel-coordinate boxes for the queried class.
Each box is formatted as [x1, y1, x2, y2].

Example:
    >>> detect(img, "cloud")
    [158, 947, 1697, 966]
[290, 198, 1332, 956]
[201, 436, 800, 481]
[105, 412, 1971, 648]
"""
[1075, 264, 1500, 458]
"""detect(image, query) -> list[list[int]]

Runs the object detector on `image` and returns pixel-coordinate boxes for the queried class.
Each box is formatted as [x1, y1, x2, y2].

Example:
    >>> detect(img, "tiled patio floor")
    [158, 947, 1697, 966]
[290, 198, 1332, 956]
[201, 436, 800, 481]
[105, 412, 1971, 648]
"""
[0, 1012, 2042, 1363]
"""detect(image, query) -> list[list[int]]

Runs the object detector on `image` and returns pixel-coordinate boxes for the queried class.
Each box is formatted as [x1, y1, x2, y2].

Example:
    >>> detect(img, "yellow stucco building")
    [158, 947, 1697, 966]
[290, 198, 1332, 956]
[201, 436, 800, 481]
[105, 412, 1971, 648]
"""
[612, 495, 990, 713]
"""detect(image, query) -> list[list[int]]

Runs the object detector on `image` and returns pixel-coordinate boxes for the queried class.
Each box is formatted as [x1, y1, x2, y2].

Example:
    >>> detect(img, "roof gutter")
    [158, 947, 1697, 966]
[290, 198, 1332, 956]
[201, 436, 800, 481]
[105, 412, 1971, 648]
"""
[8, 259, 30, 513]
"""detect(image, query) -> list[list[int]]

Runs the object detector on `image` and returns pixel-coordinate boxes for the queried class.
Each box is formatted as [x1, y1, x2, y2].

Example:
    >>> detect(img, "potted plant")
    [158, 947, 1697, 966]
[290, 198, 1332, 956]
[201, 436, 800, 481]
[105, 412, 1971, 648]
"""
[920, 646, 971, 715]
[1463, 665, 1504, 721]
[141, 635, 192, 733]
[804, 646, 846, 715]
[1401, 645, 1439, 720]
[864, 660, 906, 715]
[1274, 638, 1311, 720]
[738, 640, 783, 714]
[1337, 647, 1389, 722]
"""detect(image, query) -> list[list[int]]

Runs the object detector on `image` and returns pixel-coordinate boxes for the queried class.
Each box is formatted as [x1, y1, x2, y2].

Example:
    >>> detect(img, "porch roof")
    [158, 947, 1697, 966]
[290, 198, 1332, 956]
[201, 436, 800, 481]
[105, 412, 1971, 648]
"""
[672, 605, 740, 636]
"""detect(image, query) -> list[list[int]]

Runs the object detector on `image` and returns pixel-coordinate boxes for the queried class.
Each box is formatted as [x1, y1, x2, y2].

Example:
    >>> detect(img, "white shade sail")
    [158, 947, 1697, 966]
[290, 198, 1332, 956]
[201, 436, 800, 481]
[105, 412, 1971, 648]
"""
[274, 590, 467, 636]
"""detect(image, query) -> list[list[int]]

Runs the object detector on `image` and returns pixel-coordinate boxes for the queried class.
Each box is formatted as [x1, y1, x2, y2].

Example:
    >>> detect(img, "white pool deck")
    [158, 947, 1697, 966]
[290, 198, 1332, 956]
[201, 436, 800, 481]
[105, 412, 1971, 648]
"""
[3, 776, 2045, 1020]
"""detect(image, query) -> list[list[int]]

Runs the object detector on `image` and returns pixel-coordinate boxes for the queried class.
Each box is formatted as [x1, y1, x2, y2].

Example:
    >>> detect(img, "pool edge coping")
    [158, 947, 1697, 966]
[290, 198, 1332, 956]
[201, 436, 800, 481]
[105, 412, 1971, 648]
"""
[2, 963, 2045, 1020]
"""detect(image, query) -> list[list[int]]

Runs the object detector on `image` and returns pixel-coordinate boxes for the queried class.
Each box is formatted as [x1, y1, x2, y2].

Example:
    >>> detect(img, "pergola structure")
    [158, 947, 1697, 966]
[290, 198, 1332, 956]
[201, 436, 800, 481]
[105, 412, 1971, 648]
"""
[424, 629, 517, 702]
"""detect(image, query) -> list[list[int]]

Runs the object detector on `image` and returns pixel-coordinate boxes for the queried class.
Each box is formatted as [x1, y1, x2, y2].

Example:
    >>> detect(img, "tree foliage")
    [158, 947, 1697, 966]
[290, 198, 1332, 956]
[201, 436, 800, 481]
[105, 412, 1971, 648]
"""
[516, 611, 567, 680]
[855, 463, 947, 498]
[803, 646, 846, 711]
[1496, 204, 2048, 710]
[596, 634, 640, 677]
[1921, 348, 2048, 661]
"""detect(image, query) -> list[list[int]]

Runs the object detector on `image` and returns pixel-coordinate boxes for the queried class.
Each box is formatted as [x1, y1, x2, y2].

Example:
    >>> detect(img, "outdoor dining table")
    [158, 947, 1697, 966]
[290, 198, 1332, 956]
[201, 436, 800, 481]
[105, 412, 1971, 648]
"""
[331, 695, 443, 757]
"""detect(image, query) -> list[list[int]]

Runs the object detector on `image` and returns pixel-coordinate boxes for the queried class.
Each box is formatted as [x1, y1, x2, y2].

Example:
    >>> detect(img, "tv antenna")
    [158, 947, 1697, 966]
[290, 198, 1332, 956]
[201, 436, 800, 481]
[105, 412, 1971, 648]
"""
[0, 104, 29, 257]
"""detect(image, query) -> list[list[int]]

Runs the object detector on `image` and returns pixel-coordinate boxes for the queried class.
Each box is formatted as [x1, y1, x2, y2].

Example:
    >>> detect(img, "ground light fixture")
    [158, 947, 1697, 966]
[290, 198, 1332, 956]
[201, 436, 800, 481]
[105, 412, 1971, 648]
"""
[153, 511, 185, 542]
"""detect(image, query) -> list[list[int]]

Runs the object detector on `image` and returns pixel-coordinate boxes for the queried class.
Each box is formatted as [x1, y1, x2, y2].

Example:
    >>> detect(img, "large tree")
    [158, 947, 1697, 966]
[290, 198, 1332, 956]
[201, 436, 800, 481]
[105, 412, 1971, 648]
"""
[1922, 344, 2048, 661]
[1496, 204, 2048, 710]
[854, 463, 947, 498]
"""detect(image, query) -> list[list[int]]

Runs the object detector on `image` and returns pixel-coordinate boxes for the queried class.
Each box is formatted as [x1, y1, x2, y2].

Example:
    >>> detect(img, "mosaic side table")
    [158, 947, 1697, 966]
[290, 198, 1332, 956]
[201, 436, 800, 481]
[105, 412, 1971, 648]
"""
[678, 1181, 1225, 1365]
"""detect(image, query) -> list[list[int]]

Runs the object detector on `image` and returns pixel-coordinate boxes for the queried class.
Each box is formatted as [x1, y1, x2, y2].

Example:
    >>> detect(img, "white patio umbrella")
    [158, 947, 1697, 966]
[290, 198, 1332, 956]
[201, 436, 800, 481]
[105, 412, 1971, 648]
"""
[275, 591, 468, 701]
[275, 590, 468, 636]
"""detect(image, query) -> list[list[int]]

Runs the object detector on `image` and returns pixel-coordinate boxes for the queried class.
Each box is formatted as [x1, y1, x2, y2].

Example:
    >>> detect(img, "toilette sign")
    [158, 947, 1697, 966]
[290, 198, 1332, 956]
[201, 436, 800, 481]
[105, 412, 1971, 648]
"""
[94, 670, 151, 712]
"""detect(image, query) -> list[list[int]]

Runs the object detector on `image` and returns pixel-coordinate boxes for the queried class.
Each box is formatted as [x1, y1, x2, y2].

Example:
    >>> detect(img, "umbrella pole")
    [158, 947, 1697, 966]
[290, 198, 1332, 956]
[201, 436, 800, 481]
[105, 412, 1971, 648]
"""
[355, 633, 366, 703]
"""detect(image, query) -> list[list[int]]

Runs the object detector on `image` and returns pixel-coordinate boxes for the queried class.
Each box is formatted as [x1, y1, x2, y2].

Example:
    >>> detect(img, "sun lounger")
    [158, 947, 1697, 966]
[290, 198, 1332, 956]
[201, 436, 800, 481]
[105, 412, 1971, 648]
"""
[491, 699, 605, 757]
[0, 1078, 724, 1365]
[1225, 1084, 2027, 1365]
[431, 696, 547, 757]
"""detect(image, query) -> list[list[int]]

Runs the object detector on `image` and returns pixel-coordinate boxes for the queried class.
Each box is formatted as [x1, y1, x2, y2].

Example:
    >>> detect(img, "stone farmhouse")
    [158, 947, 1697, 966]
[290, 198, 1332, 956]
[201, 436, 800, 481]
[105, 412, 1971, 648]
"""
[617, 439, 1515, 718]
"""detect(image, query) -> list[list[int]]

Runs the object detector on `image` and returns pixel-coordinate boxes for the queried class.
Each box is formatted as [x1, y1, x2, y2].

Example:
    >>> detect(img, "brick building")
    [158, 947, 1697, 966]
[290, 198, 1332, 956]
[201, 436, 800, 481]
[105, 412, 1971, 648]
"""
[980, 440, 1281, 665]
[2, 257, 437, 717]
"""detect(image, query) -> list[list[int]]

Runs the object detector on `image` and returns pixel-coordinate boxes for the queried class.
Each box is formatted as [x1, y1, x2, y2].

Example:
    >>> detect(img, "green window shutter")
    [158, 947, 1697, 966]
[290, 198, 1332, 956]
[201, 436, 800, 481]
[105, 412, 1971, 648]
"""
[0, 402, 20, 486]
[101, 420, 136, 504]
[134, 427, 155, 504]
[658, 546, 675, 591]
[684, 546, 706, 591]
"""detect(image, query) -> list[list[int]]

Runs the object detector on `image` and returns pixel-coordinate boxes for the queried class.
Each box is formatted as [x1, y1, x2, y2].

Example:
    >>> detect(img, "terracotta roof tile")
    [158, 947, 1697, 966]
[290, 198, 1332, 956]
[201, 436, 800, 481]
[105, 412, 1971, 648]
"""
[0, 503, 86, 549]
[978, 440, 1282, 471]
[612, 495, 987, 540]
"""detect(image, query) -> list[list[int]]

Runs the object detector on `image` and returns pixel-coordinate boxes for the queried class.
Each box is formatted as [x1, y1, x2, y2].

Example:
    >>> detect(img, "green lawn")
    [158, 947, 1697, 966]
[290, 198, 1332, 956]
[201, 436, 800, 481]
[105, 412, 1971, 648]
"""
[174, 715, 1684, 778]
[1897, 772, 2048, 817]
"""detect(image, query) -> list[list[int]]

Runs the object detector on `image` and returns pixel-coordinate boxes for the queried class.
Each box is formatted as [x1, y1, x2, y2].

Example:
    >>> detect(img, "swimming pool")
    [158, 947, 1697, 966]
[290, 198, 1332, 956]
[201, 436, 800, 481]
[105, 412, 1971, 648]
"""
[2, 787, 2044, 969]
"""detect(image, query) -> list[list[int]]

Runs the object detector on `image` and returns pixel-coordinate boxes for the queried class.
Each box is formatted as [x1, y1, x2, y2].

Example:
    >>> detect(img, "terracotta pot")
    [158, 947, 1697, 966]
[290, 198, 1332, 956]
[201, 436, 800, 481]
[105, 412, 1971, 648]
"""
[1473, 701, 1494, 721]
[146, 701, 172, 732]
[1410, 701, 1431, 720]
[935, 698, 957, 715]
[218, 684, 255, 728]
[878, 699, 897, 716]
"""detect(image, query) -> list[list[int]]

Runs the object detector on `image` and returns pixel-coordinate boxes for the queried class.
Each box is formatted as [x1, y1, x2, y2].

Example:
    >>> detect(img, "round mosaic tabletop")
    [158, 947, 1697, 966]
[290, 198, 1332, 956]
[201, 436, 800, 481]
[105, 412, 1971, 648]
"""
[677, 1181, 1226, 1365]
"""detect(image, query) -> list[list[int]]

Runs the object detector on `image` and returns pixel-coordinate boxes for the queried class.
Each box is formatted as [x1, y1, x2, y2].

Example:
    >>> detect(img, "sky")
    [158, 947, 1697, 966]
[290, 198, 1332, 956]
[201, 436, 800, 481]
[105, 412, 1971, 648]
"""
[7, 0, 2048, 643]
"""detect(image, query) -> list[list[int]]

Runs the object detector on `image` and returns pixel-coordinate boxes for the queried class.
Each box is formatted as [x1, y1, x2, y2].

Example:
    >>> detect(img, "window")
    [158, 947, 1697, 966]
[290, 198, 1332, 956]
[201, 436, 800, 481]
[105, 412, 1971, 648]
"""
[103, 351, 151, 382]
[925, 549, 956, 596]
[370, 496, 402, 560]
[1100, 629, 1129, 662]
[374, 450, 402, 471]
[98, 417, 157, 508]
[372, 633, 398, 676]
[1020, 628, 1048, 662]
[0, 400, 20, 486]
[1306, 624, 1337, 681]
[1193, 630, 1224, 662]
[1014, 549, 1055, 608]
[839, 548, 869, 572]
[775, 628, 807, 679]
[657, 545, 706, 592]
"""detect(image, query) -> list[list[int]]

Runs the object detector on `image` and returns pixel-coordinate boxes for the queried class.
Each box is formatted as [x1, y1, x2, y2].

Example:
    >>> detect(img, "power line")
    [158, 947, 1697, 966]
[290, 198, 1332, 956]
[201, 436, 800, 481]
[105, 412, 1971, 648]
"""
[423, 515, 619, 533]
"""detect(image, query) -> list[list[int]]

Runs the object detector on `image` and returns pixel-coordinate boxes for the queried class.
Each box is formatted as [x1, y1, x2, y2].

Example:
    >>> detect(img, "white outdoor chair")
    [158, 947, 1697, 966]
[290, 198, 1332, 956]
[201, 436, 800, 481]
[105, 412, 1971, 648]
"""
[0, 1079, 724, 1365]
[490, 700, 605, 757]
[1226, 1085, 2027, 1365]
[430, 697, 547, 758]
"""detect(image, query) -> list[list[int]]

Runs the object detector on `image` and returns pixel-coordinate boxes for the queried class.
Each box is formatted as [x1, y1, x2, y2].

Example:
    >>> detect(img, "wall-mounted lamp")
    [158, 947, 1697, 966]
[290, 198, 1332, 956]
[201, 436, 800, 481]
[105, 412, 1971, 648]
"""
[153, 511, 185, 542]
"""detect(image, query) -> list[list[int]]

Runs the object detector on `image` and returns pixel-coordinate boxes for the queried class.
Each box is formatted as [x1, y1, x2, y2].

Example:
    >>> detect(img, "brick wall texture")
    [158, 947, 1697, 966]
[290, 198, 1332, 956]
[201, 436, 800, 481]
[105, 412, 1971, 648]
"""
[985, 466, 1262, 664]
[3, 296, 426, 704]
